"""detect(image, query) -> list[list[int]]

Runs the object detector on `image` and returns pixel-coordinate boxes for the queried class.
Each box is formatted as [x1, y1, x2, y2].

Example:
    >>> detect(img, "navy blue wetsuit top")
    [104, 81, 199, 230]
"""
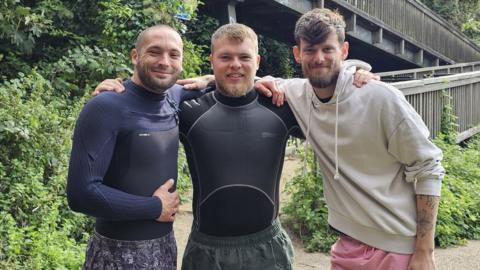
[67, 80, 202, 240]
[179, 89, 303, 236]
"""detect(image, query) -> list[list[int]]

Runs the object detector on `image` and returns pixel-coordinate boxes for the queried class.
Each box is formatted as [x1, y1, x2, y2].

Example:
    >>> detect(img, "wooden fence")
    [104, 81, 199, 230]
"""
[376, 62, 480, 81]
[390, 71, 480, 142]
[336, 0, 480, 63]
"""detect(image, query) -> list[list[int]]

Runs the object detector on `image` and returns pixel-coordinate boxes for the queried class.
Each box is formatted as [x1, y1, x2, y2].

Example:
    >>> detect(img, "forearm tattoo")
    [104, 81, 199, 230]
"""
[417, 195, 439, 238]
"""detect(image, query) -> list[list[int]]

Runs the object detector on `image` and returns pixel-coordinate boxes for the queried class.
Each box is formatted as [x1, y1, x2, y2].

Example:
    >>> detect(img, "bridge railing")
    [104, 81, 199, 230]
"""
[339, 0, 480, 63]
[390, 71, 480, 142]
[376, 61, 480, 82]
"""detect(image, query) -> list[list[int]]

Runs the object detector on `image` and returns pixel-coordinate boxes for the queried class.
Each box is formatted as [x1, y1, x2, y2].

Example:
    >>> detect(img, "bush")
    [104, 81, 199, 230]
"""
[0, 71, 89, 268]
[434, 134, 480, 247]
[0, 1, 205, 266]
[283, 147, 338, 252]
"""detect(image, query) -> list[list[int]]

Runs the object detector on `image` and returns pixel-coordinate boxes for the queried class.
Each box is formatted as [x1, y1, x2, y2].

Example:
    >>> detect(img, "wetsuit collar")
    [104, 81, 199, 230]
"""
[214, 89, 257, 107]
[125, 80, 167, 101]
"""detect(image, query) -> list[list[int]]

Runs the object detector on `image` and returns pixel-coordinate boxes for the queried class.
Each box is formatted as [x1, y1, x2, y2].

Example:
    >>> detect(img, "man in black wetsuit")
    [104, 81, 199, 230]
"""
[178, 23, 303, 270]
[67, 25, 204, 269]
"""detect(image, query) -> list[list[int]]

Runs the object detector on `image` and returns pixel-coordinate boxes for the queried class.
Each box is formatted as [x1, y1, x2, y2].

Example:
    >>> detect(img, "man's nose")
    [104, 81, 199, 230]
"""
[313, 50, 325, 64]
[229, 57, 242, 69]
[156, 54, 170, 66]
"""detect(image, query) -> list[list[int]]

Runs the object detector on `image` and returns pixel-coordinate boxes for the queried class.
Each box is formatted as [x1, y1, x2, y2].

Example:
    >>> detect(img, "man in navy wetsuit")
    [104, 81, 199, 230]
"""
[67, 25, 204, 269]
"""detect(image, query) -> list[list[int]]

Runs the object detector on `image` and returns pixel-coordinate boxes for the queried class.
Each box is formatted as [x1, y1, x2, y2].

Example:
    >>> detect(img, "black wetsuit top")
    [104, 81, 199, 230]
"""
[179, 89, 303, 236]
[67, 80, 202, 240]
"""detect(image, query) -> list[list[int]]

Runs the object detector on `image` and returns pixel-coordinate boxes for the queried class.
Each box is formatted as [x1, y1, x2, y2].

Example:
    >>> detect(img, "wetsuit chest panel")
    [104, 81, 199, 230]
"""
[186, 102, 289, 236]
[104, 127, 178, 195]
[97, 99, 179, 240]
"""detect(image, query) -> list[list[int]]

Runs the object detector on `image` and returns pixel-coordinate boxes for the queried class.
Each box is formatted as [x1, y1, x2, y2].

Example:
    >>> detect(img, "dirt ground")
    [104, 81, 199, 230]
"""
[174, 158, 480, 270]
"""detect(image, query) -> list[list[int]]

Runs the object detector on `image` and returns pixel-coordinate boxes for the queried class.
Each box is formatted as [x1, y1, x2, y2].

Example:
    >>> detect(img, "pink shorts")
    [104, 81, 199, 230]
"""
[330, 235, 412, 270]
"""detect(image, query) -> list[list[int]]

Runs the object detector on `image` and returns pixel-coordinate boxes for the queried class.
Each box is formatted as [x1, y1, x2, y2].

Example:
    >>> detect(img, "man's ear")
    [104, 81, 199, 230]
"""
[209, 54, 213, 70]
[256, 54, 261, 70]
[292, 46, 301, 64]
[341, 42, 349, 60]
[131, 48, 138, 65]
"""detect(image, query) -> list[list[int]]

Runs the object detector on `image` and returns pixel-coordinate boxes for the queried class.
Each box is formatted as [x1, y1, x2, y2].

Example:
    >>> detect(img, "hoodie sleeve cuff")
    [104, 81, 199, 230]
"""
[415, 178, 442, 196]
[343, 59, 372, 71]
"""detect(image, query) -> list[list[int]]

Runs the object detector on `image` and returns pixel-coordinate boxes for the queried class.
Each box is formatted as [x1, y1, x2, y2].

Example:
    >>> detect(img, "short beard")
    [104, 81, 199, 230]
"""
[216, 82, 252, 97]
[307, 73, 338, 89]
[137, 65, 176, 94]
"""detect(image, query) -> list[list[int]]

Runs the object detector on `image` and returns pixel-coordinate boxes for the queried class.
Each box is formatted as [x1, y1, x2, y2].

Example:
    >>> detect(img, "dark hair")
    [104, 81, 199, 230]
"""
[294, 8, 346, 45]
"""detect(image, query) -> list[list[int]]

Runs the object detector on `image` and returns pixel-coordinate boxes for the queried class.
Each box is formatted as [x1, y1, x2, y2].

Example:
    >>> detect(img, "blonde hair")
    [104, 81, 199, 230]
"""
[211, 23, 258, 53]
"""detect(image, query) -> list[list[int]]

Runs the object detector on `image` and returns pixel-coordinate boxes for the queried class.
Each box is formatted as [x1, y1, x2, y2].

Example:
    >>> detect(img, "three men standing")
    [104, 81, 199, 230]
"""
[68, 7, 444, 270]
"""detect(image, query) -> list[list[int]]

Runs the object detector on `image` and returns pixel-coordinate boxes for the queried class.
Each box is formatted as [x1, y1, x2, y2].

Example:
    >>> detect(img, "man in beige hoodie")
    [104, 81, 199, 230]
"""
[257, 8, 444, 270]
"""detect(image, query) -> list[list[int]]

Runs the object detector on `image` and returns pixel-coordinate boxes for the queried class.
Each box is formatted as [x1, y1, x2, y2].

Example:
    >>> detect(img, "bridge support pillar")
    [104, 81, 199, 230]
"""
[396, 39, 405, 55]
[218, 0, 243, 24]
[346, 14, 357, 34]
[416, 49, 424, 65]
[373, 28, 383, 45]
[313, 0, 324, 8]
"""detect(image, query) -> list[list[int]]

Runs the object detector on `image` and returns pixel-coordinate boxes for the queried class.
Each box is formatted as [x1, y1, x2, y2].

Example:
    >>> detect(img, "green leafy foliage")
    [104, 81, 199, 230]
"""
[258, 35, 297, 78]
[434, 135, 480, 247]
[420, 0, 480, 43]
[0, 0, 203, 268]
[0, 71, 90, 268]
[440, 91, 458, 144]
[283, 147, 338, 252]
[97, 0, 191, 55]
[184, 13, 219, 75]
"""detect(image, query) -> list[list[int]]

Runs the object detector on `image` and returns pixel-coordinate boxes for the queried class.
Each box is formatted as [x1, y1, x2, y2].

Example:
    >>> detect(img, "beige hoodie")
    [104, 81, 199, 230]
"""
[276, 60, 444, 254]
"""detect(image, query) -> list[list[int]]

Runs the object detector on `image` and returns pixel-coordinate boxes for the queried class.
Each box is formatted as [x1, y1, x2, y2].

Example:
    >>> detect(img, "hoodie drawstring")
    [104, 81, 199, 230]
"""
[334, 95, 340, 180]
[304, 88, 340, 180]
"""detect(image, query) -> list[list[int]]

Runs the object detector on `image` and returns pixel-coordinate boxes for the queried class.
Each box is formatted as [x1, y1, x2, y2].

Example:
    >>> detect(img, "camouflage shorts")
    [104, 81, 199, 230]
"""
[83, 230, 177, 270]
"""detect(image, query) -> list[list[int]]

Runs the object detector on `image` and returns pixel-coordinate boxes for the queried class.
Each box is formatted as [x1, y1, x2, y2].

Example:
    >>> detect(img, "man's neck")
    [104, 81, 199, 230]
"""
[312, 84, 335, 100]
[131, 75, 146, 90]
[214, 88, 257, 107]
[216, 84, 254, 98]
[131, 75, 166, 95]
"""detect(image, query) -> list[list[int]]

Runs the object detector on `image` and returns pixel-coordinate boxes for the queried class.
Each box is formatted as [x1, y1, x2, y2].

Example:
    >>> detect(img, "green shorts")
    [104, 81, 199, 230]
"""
[181, 219, 294, 270]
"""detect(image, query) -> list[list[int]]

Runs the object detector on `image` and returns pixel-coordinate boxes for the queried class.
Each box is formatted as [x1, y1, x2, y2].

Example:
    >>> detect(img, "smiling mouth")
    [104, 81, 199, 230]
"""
[310, 65, 329, 69]
[151, 70, 172, 77]
[227, 73, 244, 78]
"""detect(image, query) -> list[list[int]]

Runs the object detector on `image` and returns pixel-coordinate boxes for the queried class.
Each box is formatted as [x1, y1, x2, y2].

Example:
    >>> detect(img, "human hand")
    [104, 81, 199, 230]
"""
[177, 74, 215, 90]
[152, 179, 180, 222]
[407, 249, 437, 270]
[353, 69, 380, 88]
[92, 78, 125, 96]
[254, 79, 285, 106]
